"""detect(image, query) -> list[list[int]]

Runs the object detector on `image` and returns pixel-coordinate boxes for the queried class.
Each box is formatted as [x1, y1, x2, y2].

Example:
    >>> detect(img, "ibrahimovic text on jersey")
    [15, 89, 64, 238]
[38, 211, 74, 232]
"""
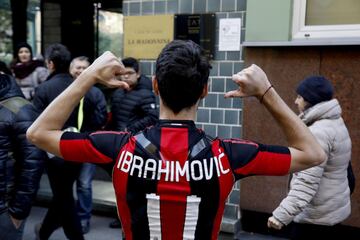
[60, 120, 291, 240]
[116, 149, 229, 182]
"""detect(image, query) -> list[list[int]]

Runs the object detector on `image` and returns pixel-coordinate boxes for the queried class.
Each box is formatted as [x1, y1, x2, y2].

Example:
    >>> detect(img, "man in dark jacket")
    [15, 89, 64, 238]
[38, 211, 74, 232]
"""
[32, 44, 107, 240]
[0, 73, 45, 240]
[108, 57, 158, 228]
[110, 57, 158, 133]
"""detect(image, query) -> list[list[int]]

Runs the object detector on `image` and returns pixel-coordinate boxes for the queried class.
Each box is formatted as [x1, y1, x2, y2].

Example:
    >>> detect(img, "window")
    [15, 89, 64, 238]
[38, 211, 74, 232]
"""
[0, 2, 12, 63]
[292, 0, 360, 40]
[97, 10, 123, 57]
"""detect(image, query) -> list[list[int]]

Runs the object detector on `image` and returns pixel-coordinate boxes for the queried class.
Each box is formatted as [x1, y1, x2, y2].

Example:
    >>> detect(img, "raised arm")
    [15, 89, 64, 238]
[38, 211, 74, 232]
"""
[27, 51, 128, 157]
[224, 64, 326, 173]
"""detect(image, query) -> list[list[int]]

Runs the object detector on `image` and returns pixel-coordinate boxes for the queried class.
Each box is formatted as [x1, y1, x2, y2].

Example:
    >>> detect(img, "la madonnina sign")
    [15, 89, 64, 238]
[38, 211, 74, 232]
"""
[124, 15, 174, 59]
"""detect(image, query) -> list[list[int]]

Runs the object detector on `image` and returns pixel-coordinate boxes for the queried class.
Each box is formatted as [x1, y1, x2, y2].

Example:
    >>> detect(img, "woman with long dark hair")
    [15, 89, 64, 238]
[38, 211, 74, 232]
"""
[10, 42, 48, 100]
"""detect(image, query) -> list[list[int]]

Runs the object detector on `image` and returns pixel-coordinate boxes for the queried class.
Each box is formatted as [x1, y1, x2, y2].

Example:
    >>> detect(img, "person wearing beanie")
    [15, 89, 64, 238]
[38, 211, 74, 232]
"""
[10, 42, 48, 100]
[296, 75, 334, 107]
[268, 76, 352, 239]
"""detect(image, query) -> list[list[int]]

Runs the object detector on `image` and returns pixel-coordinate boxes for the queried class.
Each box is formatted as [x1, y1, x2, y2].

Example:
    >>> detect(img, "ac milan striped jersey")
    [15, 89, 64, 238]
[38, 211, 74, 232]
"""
[60, 120, 291, 240]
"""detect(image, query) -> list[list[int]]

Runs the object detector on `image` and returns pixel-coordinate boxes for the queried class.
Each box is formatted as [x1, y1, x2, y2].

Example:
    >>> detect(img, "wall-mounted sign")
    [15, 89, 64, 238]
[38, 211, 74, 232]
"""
[174, 14, 216, 59]
[124, 15, 174, 59]
[219, 18, 241, 51]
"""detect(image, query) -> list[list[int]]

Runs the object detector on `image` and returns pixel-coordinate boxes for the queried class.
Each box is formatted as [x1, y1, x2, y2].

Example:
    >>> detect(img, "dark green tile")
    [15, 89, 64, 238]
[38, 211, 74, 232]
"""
[123, 2, 129, 15]
[204, 93, 218, 107]
[129, 2, 140, 15]
[218, 125, 231, 138]
[226, 77, 238, 92]
[237, 0, 247, 11]
[139, 61, 152, 75]
[208, 0, 220, 12]
[180, 0, 192, 13]
[167, 0, 179, 14]
[222, 0, 235, 11]
[211, 78, 225, 92]
[204, 124, 217, 138]
[194, 0, 206, 13]
[141, 2, 153, 15]
[197, 108, 210, 123]
[227, 51, 240, 61]
[211, 109, 224, 123]
[154, 1, 166, 14]
[231, 126, 242, 138]
[218, 95, 232, 108]
[225, 110, 239, 124]
[220, 62, 233, 76]
[210, 61, 219, 76]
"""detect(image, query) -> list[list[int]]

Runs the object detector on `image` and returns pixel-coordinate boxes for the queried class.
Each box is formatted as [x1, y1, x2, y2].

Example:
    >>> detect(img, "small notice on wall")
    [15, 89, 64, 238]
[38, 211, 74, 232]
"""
[219, 18, 241, 51]
[124, 15, 174, 59]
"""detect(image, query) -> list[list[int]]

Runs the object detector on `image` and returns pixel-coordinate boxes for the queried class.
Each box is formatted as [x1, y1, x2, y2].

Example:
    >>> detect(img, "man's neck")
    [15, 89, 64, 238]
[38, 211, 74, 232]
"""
[159, 102, 197, 121]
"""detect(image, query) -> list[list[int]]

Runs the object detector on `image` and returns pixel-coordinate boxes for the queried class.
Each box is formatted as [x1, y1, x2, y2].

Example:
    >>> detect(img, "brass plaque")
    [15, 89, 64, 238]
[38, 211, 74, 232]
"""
[124, 15, 174, 59]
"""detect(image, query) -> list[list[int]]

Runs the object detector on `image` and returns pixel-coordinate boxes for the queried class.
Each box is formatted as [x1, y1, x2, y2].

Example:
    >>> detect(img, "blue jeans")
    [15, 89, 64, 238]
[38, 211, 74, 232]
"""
[76, 163, 96, 221]
[0, 211, 26, 240]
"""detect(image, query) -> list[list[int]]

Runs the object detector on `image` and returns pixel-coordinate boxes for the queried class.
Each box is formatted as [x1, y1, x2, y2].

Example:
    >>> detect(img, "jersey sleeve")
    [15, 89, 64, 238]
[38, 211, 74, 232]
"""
[221, 139, 291, 180]
[60, 131, 130, 163]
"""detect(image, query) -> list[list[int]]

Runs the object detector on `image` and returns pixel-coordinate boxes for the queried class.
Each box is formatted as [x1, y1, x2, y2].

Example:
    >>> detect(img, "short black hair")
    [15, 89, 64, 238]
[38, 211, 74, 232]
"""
[155, 40, 211, 114]
[44, 43, 71, 73]
[122, 57, 139, 73]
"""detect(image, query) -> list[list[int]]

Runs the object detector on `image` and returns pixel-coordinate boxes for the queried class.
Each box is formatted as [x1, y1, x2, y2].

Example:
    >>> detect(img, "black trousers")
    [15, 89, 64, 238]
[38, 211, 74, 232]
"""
[39, 157, 84, 240]
[290, 222, 355, 240]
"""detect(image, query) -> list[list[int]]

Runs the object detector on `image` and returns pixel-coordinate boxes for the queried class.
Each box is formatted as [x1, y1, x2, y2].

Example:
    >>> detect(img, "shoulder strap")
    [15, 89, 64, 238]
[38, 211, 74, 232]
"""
[135, 132, 159, 159]
[0, 97, 29, 114]
[135, 132, 212, 160]
[188, 136, 213, 159]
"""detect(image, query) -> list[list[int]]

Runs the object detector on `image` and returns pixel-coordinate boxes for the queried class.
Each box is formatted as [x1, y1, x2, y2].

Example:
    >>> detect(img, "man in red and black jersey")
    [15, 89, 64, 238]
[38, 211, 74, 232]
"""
[27, 40, 326, 240]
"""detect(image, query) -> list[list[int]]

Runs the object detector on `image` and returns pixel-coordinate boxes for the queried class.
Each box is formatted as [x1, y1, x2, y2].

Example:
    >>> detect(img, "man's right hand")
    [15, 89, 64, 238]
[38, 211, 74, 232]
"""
[81, 51, 130, 90]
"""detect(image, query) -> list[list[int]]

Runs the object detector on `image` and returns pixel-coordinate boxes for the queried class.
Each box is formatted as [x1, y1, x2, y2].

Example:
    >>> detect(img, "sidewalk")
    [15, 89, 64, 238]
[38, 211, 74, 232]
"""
[36, 174, 287, 240]
[37, 174, 117, 213]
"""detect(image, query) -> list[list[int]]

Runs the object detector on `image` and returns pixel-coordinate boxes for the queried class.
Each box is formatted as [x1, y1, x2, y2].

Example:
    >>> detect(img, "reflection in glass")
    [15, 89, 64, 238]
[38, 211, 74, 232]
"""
[0, 0, 13, 63]
[97, 10, 123, 57]
[306, 0, 360, 26]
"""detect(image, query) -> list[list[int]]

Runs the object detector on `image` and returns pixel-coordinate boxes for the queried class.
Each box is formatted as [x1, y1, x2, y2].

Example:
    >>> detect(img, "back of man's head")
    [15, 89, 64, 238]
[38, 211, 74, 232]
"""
[122, 57, 139, 73]
[45, 43, 71, 74]
[155, 40, 211, 114]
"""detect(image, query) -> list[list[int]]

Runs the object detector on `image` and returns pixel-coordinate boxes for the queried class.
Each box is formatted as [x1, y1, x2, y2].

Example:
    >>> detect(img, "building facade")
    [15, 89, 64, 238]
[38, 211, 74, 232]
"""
[2, 0, 359, 237]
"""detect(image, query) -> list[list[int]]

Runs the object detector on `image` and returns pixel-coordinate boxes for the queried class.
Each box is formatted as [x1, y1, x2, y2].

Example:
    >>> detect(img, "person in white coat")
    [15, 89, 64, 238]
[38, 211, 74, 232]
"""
[268, 76, 352, 239]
